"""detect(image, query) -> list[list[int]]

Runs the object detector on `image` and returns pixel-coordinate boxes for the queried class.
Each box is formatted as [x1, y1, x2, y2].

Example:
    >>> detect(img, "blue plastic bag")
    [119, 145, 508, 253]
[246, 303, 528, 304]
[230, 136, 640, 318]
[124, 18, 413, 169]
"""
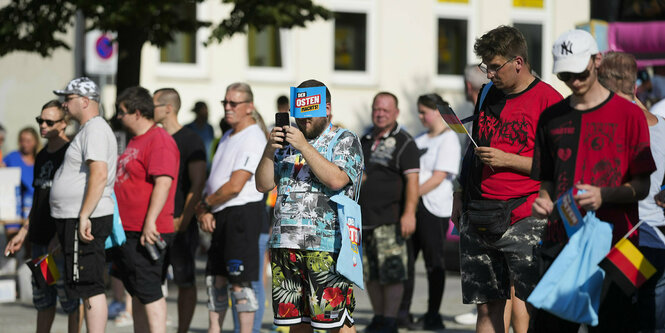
[527, 212, 612, 326]
[105, 192, 126, 249]
[330, 192, 364, 289]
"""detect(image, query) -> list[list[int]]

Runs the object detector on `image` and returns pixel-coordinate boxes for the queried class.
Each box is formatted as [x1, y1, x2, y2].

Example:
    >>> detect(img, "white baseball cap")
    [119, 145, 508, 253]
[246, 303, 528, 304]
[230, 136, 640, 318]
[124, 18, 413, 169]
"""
[552, 29, 599, 74]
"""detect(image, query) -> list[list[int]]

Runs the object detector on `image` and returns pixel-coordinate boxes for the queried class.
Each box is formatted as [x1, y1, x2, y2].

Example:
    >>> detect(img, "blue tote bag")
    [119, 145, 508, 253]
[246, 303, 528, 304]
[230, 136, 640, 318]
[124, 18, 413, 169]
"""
[105, 192, 126, 249]
[330, 192, 364, 289]
[527, 212, 613, 326]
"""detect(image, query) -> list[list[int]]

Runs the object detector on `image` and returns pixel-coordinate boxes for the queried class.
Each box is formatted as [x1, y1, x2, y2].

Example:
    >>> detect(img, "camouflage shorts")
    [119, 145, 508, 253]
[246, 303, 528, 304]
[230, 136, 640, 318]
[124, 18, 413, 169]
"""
[460, 216, 546, 304]
[270, 249, 355, 330]
[363, 224, 408, 284]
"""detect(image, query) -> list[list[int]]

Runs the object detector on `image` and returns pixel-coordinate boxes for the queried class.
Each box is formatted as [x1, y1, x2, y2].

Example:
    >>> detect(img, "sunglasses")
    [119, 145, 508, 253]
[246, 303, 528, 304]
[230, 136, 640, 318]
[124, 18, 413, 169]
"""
[557, 69, 592, 82]
[36, 117, 64, 126]
[220, 100, 250, 108]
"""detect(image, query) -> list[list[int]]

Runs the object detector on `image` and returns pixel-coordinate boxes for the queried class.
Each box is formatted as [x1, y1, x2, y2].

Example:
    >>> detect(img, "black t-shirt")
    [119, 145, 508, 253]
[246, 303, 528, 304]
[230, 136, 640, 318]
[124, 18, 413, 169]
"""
[28, 143, 69, 245]
[172, 127, 207, 218]
[359, 124, 420, 228]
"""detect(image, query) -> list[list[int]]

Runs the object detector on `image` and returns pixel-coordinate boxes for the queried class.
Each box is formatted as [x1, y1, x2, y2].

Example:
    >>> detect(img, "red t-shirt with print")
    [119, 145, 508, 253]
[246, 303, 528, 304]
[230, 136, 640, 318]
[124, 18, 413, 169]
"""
[468, 78, 563, 224]
[532, 93, 656, 244]
[115, 125, 180, 234]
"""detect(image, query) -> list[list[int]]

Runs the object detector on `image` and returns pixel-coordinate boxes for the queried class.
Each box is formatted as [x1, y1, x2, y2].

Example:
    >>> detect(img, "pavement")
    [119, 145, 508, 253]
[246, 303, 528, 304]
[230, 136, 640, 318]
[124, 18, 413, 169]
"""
[0, 250, 476, 333]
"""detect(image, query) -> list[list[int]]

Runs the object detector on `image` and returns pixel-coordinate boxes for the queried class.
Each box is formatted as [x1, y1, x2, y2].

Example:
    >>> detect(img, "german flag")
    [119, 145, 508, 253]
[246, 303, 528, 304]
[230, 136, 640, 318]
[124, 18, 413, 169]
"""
[25, 253, 60, 289]
[598, 238, 656, 295]
[437, 104, 469, 135]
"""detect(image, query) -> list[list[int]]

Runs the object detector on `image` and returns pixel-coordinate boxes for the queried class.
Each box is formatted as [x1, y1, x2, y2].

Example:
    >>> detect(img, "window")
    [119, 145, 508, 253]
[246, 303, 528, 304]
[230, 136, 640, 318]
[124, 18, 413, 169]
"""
[515, 23, 543, 76]
[438, 18, 467, 75]
[248, 26, 282, 67]
[334, 12, 367, 71]
[160, 2, 197, 64]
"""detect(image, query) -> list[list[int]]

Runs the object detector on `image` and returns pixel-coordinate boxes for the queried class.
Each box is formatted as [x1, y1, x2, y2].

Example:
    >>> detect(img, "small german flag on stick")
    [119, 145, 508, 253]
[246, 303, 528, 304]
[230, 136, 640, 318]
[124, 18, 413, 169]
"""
[598, 221, 657, 295]
[437, 104, 478, 148]
[25, 252, 60, 290]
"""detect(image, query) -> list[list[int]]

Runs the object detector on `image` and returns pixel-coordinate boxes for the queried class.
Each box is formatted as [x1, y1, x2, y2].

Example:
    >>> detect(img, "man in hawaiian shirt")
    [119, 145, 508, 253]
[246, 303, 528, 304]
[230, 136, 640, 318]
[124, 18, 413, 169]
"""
[256, 79, 364, 332]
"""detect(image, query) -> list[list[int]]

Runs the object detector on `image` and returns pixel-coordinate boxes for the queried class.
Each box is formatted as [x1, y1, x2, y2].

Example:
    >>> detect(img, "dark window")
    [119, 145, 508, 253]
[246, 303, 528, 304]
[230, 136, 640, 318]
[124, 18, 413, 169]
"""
[248, 26, 282, 67]
[160, 2, 197, 64]
[334, 12, 367, 71]
[514, 23, 543, 76]
[438, 18, 467, 75]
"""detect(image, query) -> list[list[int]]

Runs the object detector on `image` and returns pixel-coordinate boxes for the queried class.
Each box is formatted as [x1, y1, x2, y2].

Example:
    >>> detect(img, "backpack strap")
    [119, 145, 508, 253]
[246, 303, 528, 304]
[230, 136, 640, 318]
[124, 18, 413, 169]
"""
[460, 81, 493, 124]
[325, 128, 361, 201]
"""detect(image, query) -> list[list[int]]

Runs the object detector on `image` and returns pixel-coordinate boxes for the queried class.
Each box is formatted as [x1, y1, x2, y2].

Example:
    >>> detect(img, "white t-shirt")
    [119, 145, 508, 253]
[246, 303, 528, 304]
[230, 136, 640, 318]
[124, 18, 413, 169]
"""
[638, 116, 665, 227]
[206, 124, 266, 212]
[415, 129, 461, 217]
[50, 116, 118, 218]
[650, 99, 665, 118]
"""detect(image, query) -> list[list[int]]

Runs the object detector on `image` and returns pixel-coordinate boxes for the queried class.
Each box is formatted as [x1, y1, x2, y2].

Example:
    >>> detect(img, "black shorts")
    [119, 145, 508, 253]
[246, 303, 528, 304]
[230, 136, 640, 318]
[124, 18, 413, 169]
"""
[167, 218, 199, 287]
[111, 231, 174, 304]
[55, 215, 113, 300]
[206, 200, 265, 284]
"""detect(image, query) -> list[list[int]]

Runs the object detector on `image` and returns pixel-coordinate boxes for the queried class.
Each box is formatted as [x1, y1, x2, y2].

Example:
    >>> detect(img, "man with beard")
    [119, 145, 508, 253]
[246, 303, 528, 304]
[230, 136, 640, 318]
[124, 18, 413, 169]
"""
[195, 82, 267, 333]
[531, 29, 656, 333]
[256, 79, 363, 332]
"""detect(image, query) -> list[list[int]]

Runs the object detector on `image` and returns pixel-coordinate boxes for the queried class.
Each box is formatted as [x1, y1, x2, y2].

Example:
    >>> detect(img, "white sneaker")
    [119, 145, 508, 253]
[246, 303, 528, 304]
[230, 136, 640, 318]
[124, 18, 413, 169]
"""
[454, 309, 478, 325]
[114, 311, 133, 327]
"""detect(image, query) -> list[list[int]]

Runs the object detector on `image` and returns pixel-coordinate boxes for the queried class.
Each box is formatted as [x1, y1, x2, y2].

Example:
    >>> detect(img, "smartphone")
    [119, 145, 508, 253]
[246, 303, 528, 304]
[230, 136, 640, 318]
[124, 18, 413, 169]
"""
[275, 112, 290, 147]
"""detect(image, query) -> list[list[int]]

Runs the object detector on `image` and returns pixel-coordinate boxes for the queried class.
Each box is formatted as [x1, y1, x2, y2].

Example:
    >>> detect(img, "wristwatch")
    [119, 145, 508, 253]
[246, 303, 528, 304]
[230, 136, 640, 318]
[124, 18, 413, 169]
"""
[201, 198, 213, 212]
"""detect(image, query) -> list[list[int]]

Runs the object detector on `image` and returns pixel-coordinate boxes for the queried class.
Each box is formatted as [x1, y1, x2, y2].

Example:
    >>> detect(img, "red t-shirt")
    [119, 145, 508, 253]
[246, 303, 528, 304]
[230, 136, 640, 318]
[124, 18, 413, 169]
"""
[532, 93, 656, 244]
[115, 126, 180, 233]
[469, 78, 563, 223]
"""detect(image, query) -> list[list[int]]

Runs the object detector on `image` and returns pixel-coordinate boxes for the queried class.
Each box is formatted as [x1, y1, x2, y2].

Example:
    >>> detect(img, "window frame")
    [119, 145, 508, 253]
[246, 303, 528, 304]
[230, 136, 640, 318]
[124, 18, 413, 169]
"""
[329, 0, 377, 86]
[246, 27, 295, 83]
[155, 2, 209, 79]
[511, 0, 553, 81]
[433, 0, 478, 90]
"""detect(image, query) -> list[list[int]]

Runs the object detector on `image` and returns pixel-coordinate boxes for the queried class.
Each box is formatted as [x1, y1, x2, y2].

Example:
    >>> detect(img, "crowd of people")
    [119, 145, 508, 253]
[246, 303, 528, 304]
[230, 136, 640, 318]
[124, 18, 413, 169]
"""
[0, 24, 664, 333]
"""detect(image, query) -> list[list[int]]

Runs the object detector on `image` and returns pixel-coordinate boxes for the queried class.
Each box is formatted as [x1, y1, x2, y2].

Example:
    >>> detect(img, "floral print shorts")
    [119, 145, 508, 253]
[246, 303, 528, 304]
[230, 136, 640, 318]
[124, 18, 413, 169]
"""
[270, 248, 355, 329]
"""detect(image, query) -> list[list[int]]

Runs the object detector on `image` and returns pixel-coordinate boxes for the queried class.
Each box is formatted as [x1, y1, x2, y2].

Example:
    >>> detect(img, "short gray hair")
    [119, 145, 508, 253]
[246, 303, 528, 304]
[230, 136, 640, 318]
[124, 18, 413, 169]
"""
[226, 82, 254, 102]
[464, 64, 489, 90]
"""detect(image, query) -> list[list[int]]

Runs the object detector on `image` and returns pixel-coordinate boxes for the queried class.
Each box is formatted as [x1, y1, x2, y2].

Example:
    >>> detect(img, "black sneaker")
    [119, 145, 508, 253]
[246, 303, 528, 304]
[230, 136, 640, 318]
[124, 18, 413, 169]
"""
[381, 317, 400, 333]
[397, 313, 421, 330]
[422, 312, 446, 331]
[365, 315, 384, 333]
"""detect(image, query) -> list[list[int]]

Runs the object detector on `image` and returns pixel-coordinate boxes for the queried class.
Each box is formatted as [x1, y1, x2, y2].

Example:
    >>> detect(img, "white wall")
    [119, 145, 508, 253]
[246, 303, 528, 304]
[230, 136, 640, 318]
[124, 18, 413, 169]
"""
[139, 0, 591, 140]
[0, 0, 591, 154]
[0, 31, 76, 153]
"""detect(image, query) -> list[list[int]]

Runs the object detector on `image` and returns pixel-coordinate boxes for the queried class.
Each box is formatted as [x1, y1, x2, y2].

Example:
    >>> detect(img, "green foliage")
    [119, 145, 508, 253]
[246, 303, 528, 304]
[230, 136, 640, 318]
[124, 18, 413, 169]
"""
[0, 0, 331, 57]
[207, 0, 333, 45]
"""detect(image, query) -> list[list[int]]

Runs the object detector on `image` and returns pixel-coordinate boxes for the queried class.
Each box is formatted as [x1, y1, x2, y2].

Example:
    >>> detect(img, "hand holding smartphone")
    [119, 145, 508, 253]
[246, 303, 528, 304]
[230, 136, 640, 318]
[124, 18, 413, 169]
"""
[275, 113, 290, 147]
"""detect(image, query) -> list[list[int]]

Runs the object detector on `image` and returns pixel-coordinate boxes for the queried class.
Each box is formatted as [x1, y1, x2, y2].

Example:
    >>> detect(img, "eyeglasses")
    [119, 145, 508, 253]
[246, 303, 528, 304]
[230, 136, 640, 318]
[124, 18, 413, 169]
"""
[478, 57, 516, 75]
[221, 100, 250, 108]
[35, 117, 64, 126]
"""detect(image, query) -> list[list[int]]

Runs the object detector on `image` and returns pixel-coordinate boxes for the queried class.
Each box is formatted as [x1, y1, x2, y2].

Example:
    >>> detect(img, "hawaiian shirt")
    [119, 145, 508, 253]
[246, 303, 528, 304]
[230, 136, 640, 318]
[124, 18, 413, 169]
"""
[269, 127, 364, 252]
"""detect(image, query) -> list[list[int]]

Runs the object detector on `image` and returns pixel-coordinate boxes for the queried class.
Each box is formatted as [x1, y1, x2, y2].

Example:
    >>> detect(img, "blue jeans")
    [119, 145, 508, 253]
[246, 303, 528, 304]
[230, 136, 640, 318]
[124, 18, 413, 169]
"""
[232, 233, 268, 333]
[638, 246, 665, 332]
